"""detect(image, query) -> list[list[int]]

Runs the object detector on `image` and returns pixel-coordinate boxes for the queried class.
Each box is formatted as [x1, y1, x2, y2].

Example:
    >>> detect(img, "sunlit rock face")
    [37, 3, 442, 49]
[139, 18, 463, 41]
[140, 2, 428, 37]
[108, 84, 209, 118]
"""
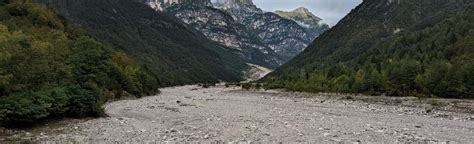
[275, 7, 330, 39]
[214, 0, 256, 9]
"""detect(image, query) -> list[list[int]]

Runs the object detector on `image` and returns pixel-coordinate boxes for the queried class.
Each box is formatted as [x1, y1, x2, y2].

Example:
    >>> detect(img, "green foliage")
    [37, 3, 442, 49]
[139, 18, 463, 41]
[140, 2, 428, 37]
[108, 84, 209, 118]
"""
[0, 93, 49, 126]
[263, 0, 474, 98]
[0, 86, 102, 126]
[0, 1, 159, 127]
[330, 74, 352, 92]
[65, 85, 101, 117]
[37, 0, 248, 85]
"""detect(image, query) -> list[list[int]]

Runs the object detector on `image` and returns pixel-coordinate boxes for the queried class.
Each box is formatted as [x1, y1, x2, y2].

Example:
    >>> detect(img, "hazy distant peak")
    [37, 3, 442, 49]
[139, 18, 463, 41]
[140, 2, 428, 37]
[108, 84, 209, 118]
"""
[294, 7, 310, 13]
[276, 7, 322, 22]
[275, 7, 329, 38]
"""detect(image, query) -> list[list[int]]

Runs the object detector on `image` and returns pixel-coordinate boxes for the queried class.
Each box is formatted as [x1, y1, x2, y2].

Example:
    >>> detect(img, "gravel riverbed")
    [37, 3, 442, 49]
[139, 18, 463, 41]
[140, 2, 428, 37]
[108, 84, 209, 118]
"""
[2, 85, 474, 143]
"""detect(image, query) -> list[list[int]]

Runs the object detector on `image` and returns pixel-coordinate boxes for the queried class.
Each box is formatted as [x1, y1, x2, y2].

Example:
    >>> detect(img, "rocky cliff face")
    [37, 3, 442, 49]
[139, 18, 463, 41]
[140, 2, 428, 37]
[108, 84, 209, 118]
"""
[145, 0, 324, 65]
[215, 0, 314, 62]
[145, 0, 211, 11]
[167, 2, 281, 67]
[213, 0, 261, 23]
[214, 0, 254, 8]
[243, 12, 312, 62]
[275, 7, 330, 39]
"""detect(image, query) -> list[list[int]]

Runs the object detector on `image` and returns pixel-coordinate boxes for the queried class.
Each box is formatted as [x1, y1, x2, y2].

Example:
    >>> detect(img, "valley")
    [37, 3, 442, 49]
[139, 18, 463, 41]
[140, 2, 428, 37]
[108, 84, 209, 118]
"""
[2, 85, 473, 143]
[1, 0, 473, 142]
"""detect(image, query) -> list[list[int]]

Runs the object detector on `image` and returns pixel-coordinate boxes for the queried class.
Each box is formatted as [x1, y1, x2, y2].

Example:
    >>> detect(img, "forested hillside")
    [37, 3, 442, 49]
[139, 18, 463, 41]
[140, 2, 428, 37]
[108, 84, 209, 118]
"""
[0, 0, 160, 126]
[263, 0, 474, 98]
[36, 0, 249, 86]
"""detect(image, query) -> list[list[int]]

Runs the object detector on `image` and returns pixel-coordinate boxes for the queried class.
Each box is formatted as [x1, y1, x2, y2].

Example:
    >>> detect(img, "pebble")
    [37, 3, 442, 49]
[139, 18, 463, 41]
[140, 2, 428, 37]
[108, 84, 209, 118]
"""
[323, 133, 331, 136]
[203, 134, 210, 139]
[25, 132, 33, 137]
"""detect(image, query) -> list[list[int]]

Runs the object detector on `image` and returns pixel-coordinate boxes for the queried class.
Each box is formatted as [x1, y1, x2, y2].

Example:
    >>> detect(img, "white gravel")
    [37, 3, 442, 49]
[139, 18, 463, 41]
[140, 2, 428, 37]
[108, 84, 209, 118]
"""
[3, 85, 474, 143]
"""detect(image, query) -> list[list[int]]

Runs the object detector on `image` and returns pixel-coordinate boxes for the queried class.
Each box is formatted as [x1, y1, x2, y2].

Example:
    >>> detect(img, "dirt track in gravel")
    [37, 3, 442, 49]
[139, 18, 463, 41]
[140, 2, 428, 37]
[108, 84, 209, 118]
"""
[3, 85, 474, 143]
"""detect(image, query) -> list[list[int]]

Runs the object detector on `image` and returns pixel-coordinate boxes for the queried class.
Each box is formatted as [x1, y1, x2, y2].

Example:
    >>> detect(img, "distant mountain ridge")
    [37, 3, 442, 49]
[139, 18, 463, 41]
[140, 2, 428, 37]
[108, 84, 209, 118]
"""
[213, 0, 329, 62]
[166, 2, 280, 67]
[275, 7, 330, 38]
[151, 0, 327, 65]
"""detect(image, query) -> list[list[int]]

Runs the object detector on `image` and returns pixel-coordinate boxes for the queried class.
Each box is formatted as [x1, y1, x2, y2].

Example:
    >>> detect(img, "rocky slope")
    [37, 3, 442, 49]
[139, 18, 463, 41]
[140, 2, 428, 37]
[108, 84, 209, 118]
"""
[145, 0, 212, 11]
[145, 0, 325, 65]
[215, 0, 314, 62]
[275, 7, 330, 38]
[166, 2, 280, 67]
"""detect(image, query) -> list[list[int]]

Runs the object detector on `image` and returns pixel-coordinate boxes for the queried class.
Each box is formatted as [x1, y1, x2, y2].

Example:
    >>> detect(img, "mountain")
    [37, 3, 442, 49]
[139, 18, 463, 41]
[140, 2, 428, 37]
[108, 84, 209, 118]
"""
[263, 0, 474, 98]
[145, 0, 212, 11]
[214, 0, 314, 63]
[275, 7, 330, 38]
[143, 0, 324, 66]
[166, 1, 281, 67]
[37, 0, 250, 86]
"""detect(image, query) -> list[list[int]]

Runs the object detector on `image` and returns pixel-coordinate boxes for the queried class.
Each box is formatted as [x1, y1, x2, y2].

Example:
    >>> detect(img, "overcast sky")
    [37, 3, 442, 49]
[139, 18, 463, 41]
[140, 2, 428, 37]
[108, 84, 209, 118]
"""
[253, 0, 362, 26]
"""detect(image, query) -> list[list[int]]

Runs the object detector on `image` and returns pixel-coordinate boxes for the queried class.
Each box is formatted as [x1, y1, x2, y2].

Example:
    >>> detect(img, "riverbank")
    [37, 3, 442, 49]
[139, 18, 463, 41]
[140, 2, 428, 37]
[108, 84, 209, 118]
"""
[2, 85, 473, 143]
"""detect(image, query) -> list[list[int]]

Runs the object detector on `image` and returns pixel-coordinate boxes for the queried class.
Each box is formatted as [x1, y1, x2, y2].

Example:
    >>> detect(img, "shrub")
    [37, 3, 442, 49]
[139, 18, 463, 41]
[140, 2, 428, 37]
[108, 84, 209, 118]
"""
[241, 83, 251, 90]
[0, 93, 49, 126]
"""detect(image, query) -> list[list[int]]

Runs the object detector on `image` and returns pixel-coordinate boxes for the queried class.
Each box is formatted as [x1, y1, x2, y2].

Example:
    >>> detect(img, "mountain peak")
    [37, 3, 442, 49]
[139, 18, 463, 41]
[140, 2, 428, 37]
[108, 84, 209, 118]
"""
[293, 7, 310, 13]
[276, 7, 322, 22]
[213, 0, 262, 18]
[275, 7, 329, 38]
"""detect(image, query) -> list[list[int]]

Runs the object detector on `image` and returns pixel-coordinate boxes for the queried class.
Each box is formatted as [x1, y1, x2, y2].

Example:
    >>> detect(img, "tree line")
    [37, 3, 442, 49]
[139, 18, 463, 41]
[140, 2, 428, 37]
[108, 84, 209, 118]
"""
[0, 0, 159, 127]
[264, 7, 474, 99]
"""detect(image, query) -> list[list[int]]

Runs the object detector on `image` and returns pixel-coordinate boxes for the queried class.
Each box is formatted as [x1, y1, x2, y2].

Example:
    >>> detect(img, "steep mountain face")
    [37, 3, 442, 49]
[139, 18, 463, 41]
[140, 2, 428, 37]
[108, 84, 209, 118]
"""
[213, 0, 262, 21]
[275, 7, 330, 38]
[145, 0, 212, 11]
[264, 0, 474, 98]
[215, 0, 313, 63]
[143, 0, 323, 66]
[166, 2, 280, 67]
[37, 0, 249, 85]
